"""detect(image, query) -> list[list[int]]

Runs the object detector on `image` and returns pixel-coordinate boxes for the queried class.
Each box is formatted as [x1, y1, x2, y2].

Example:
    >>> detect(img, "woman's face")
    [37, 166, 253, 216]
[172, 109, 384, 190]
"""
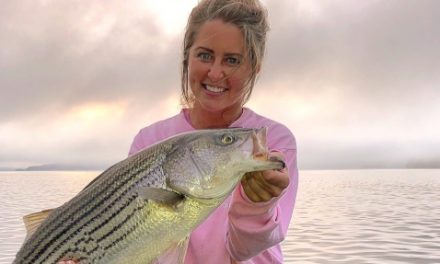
[188, 19, 252, 113]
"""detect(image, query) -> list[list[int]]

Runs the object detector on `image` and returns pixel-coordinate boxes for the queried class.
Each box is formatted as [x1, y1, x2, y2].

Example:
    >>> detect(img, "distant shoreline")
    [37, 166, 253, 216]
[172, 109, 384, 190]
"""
[1, 167, 439, 172]
[0, 163, 108, 172]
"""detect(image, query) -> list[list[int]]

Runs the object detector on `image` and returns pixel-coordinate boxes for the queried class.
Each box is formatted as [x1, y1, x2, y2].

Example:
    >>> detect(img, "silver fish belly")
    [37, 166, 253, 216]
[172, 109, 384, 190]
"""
[14, 127, 284, 264]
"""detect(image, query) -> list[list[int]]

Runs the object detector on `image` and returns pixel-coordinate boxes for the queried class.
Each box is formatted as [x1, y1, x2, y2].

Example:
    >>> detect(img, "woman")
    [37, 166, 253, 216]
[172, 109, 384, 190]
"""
[61, 0, 298, 263]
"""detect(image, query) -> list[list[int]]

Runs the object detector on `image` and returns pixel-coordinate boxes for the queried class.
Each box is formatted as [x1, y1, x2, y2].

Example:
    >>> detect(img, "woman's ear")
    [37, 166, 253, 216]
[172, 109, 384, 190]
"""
[256, 64, 261, 74]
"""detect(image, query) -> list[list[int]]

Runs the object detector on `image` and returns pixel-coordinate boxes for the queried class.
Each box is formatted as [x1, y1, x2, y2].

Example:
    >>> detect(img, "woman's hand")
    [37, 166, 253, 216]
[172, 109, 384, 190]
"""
[58, 261, 78, 264]
[241, 151, 289, 203]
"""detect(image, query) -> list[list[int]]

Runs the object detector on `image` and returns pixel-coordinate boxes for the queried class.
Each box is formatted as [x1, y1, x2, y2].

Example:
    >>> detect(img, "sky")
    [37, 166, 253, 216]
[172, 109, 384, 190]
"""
[1, 0, 439, 170]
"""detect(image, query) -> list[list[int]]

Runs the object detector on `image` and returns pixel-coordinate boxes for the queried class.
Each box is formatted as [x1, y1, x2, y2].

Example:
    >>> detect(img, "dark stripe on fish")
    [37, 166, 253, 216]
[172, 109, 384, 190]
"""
[38, 194, 139, 264]
[53, 202, 142, 264]
[24, 157, 161, 263]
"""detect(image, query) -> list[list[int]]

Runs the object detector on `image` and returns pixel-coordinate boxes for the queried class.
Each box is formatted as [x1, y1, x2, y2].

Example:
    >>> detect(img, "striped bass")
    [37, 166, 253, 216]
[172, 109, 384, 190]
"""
[13, 127, 284, 264]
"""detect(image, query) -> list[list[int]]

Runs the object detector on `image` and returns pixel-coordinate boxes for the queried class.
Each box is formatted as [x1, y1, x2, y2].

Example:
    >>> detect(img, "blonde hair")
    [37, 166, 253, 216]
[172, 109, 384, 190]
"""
[181, 0, 269, 106]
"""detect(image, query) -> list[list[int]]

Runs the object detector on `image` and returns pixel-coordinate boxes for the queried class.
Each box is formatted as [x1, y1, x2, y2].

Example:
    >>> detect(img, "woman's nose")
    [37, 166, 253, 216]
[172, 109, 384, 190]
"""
[207, 61, 225, 82]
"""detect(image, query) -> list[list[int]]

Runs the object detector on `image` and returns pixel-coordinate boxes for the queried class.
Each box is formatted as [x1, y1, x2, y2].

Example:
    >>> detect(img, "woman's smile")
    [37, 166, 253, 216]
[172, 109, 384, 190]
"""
[203, 84, 228, 94]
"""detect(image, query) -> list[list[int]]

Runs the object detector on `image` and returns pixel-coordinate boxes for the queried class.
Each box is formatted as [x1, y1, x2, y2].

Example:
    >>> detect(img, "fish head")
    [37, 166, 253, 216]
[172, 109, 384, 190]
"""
[164, 127, 284, 200]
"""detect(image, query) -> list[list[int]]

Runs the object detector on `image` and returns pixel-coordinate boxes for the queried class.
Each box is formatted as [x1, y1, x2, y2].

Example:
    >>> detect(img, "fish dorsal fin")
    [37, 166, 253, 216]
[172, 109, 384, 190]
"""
[156, 236, 190, 264]
[23, 209, 54, 241]
[137, 187, 184, 205]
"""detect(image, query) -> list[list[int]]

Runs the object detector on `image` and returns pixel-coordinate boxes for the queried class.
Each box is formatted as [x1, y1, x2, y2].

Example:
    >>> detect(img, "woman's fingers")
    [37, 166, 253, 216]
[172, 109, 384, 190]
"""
[242, 171, 284, 202]
[242, 172, 262, 202]
[241, 151, 290, 203]
[243, 172, 272, 202]
[261, 169, 289, 190]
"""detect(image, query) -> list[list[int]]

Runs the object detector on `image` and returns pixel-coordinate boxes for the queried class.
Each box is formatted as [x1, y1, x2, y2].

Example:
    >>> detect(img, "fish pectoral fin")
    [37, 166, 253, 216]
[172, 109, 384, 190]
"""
[22, 208, 55, 241]
[156, 236, 190, 264]
[176, 236, 190, 264]
[137, 187, 184, 205]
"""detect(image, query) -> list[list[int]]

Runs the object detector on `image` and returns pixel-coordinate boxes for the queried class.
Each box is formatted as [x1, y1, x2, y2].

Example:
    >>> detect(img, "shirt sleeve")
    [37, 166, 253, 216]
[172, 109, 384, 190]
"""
[226, 129, 298, 263]
[128, 131, 145, 156]
[128, 125, 160, 156]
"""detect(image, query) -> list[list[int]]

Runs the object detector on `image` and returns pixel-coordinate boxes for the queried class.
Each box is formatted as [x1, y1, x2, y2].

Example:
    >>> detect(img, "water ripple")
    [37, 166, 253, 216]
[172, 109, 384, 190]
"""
[1, 170, 439, 264]
[282, 169, 440, 264]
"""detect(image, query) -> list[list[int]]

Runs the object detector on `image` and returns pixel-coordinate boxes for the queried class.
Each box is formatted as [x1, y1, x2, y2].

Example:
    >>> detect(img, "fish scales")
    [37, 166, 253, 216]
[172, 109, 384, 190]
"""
[18, 143, 172, 264]
[14, 128, 283, 264]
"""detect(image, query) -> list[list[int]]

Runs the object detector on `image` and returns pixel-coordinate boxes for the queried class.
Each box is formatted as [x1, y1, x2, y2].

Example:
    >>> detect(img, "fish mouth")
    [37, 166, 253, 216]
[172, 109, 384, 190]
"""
[244, 128, 285, 172]
[251, 127, 268, 160]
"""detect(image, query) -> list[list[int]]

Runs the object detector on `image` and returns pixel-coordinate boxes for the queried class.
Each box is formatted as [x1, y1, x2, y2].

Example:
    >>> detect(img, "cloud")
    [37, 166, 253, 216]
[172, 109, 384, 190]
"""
[0, 0, 182, 123]
[1, 0, 439, 169]
[258, 0, 440, 138]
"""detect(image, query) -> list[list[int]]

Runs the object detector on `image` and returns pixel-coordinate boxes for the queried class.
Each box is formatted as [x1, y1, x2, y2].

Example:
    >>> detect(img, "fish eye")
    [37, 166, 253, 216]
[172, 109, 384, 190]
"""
[220, 134, 235, 145]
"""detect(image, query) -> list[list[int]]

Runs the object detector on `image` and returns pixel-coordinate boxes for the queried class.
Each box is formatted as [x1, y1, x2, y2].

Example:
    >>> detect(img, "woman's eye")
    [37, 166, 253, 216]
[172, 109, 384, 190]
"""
[225, 57, 241, 66]
[220, 134, 236, 145]
[197, 52, 213, 61]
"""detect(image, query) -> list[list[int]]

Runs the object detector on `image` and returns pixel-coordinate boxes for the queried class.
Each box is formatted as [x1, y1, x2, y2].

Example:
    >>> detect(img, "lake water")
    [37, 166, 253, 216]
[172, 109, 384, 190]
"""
[1, 169, 439, 264]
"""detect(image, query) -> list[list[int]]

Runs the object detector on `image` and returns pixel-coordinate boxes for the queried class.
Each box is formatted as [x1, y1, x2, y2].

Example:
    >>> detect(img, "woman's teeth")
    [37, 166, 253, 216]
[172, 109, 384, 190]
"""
[205, 85, 226, 93]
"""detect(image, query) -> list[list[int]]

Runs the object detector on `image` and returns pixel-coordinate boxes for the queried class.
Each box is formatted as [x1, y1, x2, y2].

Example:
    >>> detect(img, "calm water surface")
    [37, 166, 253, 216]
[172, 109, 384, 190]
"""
[1, 169, 439, 263]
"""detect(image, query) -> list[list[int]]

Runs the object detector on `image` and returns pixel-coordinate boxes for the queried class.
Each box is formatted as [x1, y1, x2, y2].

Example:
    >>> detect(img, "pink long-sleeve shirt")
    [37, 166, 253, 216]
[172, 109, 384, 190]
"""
[128, 108, 298, 264]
